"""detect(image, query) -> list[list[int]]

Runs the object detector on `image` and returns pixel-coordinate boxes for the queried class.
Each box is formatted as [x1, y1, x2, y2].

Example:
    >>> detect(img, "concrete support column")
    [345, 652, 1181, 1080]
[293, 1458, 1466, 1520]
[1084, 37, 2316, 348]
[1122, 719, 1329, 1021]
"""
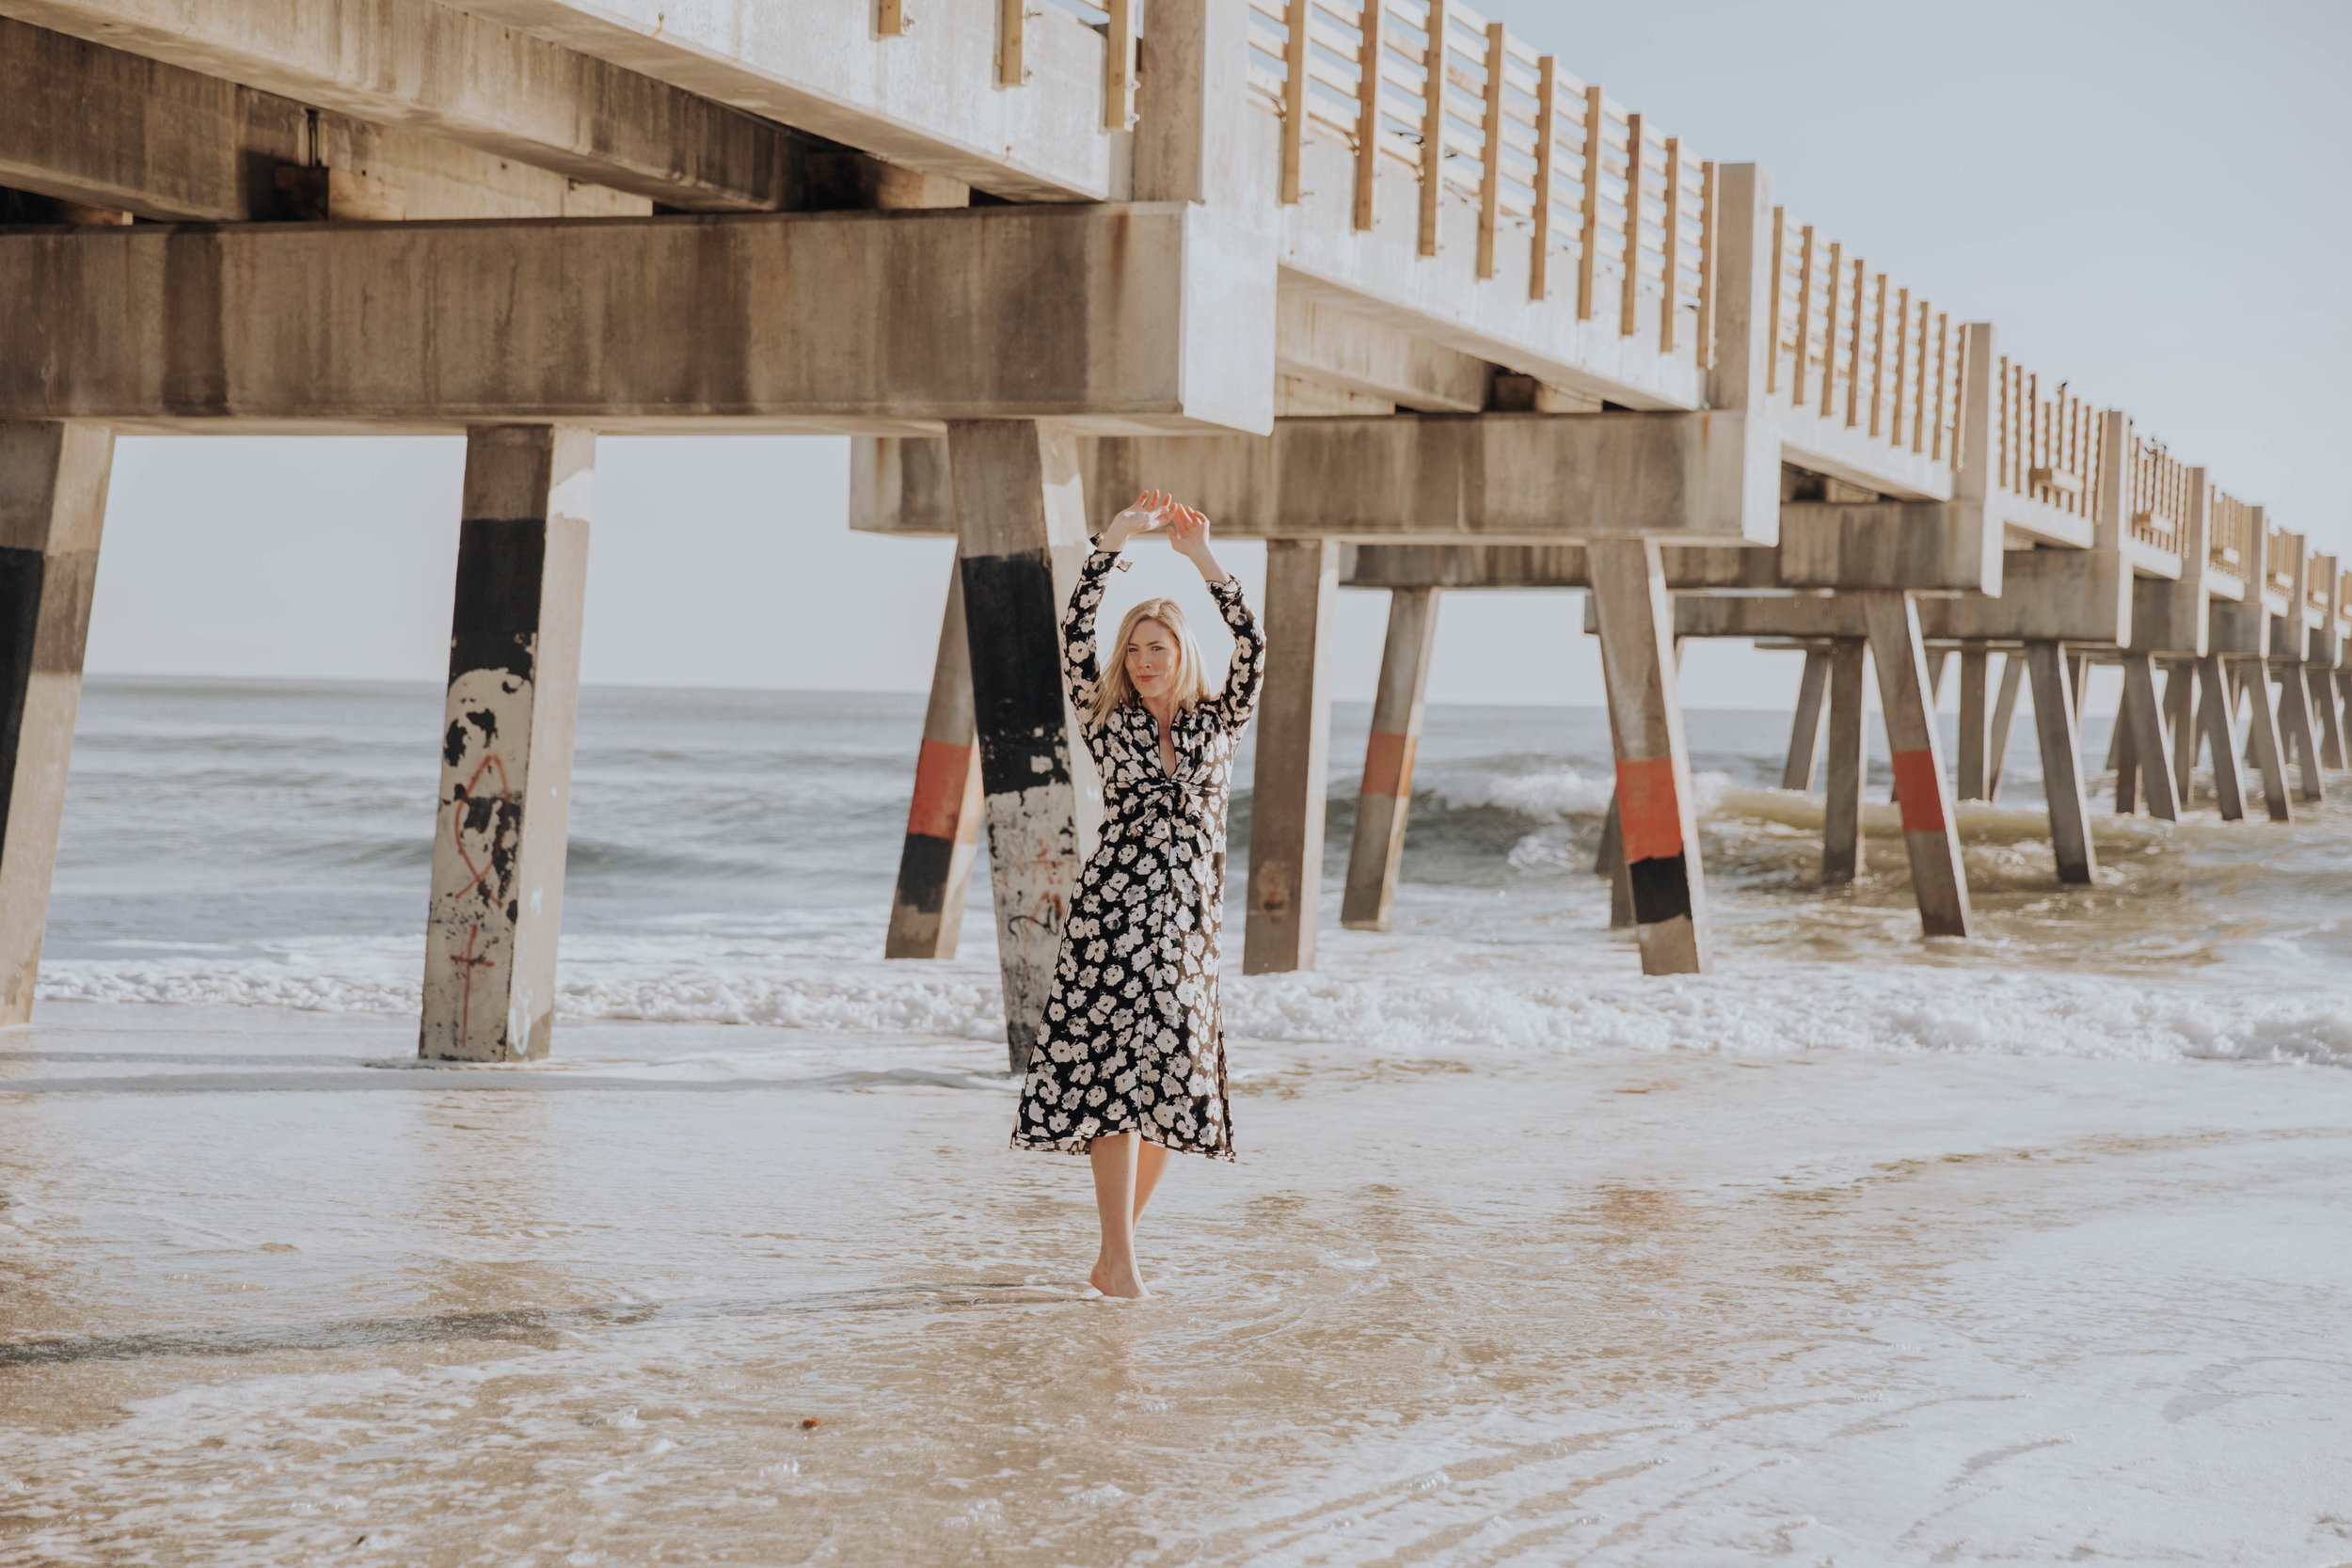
[1955, 646, 1992, 800]
[1821, 637, 1868, 886]
[2163, 663, 2198, 789]
[885, 562, 985, 959]
[1781, 645, 1830, 792]
[2237, 657, 2294, 822]
[2195, 655, 2248, 821]
[1986, 653, 2025, 801]
[946, 420, 1098, 1074]
[2026, 641, 2095, 885]
[421, 425, 591, 1062]
[1341, 585, 1438, 933]
[1245, 539, 1339, 974]
[2118, 653, 2180, 821]
[2309, 666, 2344, 770]
[1861, 592, 1969, 937]
[1589, 539, 1708, 974]
[2337, 669, 2352, 768]
[0, 422, 110, 1025]
[2275, 660, 2324, 802]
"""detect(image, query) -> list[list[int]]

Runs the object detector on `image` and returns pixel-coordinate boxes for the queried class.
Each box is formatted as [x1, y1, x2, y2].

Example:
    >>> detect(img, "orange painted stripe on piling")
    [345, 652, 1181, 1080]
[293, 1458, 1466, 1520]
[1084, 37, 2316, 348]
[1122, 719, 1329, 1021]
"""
[907, 738, 976, 841]
[1613, 756, 1684, 863]
[1891, 749, 1947, 832]
[1360, 730, 1418, 799]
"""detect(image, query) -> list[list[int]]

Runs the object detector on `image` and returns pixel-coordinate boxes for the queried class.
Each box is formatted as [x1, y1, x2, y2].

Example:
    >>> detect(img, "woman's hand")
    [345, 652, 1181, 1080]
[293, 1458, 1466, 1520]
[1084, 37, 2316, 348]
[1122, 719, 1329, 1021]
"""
[1100, 490, 1172, 551]
[1167, 504, 1229, 582]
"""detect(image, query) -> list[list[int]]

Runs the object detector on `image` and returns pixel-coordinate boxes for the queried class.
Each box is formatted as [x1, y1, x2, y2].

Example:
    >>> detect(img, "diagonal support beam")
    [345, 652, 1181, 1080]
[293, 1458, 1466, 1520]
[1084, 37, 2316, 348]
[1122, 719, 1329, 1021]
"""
[2026, 641, 2095, 885]
[1589, 539, 1709, 974]
[1860, 592, 1969, 937]
[1342, 585, 1439, 932]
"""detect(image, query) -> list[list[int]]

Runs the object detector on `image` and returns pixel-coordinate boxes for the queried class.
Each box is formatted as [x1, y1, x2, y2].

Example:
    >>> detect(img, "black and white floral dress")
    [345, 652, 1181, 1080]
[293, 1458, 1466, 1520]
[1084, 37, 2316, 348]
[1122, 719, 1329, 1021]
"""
[1011, 547, 1266, 1162]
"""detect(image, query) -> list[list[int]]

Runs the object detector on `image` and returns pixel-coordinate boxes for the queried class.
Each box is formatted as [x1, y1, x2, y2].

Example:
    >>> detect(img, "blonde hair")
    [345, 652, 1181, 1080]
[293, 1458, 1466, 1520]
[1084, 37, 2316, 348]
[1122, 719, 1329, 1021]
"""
[1089, 598, 1216, 729]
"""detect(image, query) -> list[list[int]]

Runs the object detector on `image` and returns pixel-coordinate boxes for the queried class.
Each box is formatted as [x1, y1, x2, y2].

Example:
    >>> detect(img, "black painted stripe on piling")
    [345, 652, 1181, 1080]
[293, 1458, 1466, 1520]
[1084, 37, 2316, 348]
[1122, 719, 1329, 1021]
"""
[892, 832, 955, 917]
[1627, 853, 1693, 926]
[449, 518, 547, 682]
[0, 547, 40, 832]
[957, 549, 1071, 797]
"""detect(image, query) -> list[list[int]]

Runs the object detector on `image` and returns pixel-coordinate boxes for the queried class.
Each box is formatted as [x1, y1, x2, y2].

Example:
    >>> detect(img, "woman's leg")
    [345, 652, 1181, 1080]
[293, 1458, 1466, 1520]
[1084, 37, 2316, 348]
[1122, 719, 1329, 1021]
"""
[1132, 1139, 1171, 1225]
[1088, 1133, 1151, 1299]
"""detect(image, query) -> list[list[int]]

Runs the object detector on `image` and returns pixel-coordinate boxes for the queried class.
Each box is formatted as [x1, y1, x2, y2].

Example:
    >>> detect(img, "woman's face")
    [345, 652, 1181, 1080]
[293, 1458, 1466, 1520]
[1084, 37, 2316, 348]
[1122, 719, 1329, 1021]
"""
[1124, 618, 1182, 703]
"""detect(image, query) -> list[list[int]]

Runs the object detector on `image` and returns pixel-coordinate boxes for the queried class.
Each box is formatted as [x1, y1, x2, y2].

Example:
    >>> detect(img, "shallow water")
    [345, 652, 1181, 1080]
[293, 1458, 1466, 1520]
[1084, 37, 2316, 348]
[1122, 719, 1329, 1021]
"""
[4, 1006, 2349, 1565]
[6, 677, 2352, 1563]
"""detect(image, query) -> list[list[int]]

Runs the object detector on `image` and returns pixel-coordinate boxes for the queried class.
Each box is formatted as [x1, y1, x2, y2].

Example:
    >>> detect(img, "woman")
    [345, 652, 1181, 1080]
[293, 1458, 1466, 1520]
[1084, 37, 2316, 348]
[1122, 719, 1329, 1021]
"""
[1011, 491, 1265, 1301]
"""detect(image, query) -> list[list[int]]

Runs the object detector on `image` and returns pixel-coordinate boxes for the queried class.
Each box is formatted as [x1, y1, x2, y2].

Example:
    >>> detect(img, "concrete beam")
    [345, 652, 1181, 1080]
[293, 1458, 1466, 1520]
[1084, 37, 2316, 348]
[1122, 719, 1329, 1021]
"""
[0, 204, 1275, 434]
[446, 0, 1127, 203]
[1275, 294, 1491, 414]
[0, 17, 651, 222]
[0, 0, 796, 211]
[1084, 413, 1782, 545]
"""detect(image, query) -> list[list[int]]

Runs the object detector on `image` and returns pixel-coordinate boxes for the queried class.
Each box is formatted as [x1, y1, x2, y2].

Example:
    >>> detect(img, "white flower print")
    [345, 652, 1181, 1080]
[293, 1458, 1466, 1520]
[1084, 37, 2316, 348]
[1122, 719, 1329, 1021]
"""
[1010, 546, 1264, 1163]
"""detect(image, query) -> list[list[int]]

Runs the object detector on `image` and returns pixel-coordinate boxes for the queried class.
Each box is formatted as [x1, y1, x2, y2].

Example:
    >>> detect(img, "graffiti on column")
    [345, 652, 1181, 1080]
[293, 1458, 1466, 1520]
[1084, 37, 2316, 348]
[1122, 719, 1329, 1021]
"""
[421, 667, 532, 1060]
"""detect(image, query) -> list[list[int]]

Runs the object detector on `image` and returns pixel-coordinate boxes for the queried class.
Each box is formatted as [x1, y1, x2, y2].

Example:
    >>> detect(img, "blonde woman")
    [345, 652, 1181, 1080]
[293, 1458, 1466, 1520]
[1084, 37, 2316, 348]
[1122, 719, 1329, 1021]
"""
[1011, 491, 1266, 1300]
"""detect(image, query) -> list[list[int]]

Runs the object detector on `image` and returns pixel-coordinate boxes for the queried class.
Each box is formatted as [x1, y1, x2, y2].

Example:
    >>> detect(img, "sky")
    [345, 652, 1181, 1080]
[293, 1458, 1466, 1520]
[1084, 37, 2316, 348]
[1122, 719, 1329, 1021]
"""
[84, 0, 2350, 715]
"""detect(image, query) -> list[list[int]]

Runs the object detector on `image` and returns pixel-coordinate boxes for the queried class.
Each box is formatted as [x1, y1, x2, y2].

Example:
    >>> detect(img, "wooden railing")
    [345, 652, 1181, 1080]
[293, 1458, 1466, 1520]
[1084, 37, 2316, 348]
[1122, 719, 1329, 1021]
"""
[1991, 358, 2099, 520]
[2266, 528, 2294, 594]
[2310, 555, 2334, 615]
[1765, 211, 1962, 463]
[2123, 431, 2192, 555]
[1245, 0, 1714, 361]
[2210, 488, 2256, 576]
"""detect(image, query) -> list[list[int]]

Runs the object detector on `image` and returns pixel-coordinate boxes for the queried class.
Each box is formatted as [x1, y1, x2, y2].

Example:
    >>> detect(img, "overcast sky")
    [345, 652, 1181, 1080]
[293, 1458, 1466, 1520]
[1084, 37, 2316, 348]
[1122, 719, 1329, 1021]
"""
[86, 0, 2348, 714]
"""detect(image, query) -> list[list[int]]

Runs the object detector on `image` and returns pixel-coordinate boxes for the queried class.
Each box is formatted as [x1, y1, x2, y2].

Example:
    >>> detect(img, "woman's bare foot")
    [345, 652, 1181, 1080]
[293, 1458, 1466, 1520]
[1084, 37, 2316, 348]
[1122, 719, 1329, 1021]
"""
[1089, 1258, 1151, 1300]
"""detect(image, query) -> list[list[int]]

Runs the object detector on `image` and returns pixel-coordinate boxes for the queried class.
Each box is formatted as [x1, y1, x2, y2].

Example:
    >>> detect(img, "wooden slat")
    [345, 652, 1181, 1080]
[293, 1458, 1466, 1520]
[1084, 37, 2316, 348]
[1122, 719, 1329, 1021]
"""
[1865, 269, 1885, 434]
[1792, 222, 1815, 404]
[1477, 24, 1496, 278]
[1354, 0, 1385, 230]
[997, 0, 1025, 86]
[1104, 0, 1136, 129]
[1842, 256, 1864, 426]
[1577, 82, 1604, 319]
[1529, 55, 1558, 302]
[1659, 136, 1680, 353]
[1417, 0, 1452, 250]
[1695, 159, 1716, 369]
[1279, 0, 1309, 201]
[1619, 112, 1644, 334]
[1766, 207, 1785, 395]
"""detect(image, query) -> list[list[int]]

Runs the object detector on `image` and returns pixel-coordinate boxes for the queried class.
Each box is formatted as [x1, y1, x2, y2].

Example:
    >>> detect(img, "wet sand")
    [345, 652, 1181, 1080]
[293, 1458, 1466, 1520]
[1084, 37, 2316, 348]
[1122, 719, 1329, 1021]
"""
[3, 1000, 2348, 1565]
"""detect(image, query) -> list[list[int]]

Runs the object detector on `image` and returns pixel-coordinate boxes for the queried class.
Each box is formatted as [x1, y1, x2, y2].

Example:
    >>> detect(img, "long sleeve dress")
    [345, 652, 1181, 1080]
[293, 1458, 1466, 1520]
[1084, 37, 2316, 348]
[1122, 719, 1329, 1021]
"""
[1011, 547, 1267, 1162]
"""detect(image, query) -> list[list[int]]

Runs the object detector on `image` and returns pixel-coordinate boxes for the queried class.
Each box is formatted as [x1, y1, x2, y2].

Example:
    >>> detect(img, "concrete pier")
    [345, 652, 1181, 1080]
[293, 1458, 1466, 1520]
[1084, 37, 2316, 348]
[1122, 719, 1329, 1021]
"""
[1821, 638, 1870, 887]
[1245, 539, 1339, 974]
[946, 420, 1096, 1075]
[420, 425, 592, 1062]
[1341, 585, 1438, 933]
[1781, 645, 1830, 793]
[2195, 656, 2249, 821]
[2026, 642, 2097, 885]
[2117, 654, 2180, 821]
[0, 421, 109, 1024]
[1861, 593, 1969, 937]
[885, 563, 984, 960]
[1589, 540, 1708, 975]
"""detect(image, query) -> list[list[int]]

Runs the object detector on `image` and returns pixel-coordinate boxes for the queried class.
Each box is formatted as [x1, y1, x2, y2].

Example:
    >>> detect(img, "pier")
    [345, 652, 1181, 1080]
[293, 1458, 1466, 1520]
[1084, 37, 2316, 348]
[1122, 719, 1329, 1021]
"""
[0, 0, 2340, 1063]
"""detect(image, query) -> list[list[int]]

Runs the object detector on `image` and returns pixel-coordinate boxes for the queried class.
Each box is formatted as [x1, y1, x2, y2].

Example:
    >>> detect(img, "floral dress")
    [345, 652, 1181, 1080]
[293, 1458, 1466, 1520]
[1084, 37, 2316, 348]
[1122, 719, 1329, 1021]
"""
[1011, 547, 1266, 1161]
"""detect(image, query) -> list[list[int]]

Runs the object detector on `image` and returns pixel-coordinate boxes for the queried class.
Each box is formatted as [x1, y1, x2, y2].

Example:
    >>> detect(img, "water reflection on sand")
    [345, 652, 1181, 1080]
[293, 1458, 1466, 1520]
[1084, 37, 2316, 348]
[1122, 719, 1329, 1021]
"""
[3, 1002, 2347, 1565]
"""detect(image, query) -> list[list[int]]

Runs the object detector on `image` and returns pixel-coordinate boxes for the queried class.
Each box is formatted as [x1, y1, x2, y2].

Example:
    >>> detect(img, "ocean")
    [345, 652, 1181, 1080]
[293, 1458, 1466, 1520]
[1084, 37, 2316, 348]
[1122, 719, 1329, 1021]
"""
[41, 675, 2352, 1062]
[6, 676, 2350, 1565]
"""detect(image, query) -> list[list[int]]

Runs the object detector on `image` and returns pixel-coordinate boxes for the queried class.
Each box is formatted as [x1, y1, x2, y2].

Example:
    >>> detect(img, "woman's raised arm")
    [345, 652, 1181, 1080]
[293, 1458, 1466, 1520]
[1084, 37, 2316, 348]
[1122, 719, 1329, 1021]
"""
[1062, 491, 1172, 712]
[1167, 506, 1264, 731]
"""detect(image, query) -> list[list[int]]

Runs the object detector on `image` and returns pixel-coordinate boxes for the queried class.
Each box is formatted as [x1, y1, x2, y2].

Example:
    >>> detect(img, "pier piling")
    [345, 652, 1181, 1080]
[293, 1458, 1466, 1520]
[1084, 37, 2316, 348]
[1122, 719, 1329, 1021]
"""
[1243, 539, 1339, 974]
[2026, 641, 2097, 884]
[1821, 637, 1869, 886]
[947, 420, 1098, 1073]
[0, 421, 109, 1025]
[1589, 540, 1708, 974]
[886, 563, 985, 960]
[420, 425, 592, 1062]
[1341, 585, 1438, 933]
[1863, 593, 1969, 936]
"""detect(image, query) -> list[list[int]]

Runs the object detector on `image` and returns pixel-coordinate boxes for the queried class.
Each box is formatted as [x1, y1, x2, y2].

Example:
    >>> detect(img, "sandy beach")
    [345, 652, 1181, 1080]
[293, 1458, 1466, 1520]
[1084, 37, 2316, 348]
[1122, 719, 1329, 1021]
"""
[5, 997, 2347, 1565]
